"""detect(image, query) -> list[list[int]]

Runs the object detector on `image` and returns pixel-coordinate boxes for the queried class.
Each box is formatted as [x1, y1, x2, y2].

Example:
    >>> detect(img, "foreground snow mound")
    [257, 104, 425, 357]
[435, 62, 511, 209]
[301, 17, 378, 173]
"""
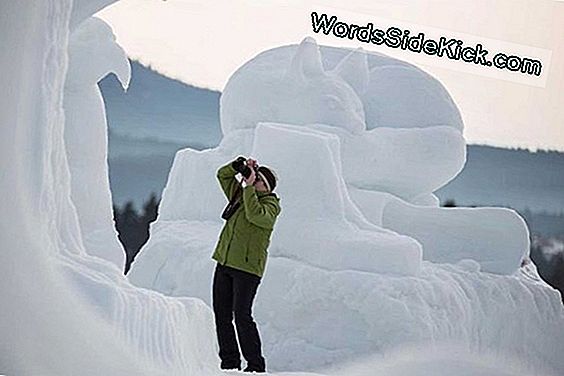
[325, 343, 545, 376]
[131, 218, 564, 373]
[1, 2, 227, 375]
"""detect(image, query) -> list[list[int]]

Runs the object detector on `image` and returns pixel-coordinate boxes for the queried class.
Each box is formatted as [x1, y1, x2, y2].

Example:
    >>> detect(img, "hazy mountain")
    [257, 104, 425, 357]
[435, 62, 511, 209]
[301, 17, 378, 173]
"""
[100, 60, 221, 208]
[436, 145, 564, 215]
[100, 60, 564, 228]
[100, 60, 221, 150]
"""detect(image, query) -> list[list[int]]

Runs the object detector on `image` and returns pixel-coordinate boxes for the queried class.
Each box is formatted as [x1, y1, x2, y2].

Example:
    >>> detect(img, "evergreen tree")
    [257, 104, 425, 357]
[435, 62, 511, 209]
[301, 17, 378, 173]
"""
[142, 192, 159, 223]
[551, 255, 564, 303]
[443, 199, 457, 207]
[113, 193, 161, 275]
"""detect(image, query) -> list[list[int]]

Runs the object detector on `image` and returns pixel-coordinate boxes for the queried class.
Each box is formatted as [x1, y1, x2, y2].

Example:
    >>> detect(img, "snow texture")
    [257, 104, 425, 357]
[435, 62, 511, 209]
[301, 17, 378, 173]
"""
[1, 2, 219, 375]
[1, 2, 563, 376]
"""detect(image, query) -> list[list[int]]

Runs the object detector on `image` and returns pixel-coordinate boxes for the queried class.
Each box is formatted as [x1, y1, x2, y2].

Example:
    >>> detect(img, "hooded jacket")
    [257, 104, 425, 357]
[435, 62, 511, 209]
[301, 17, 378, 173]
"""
[211, 161, 281, 277]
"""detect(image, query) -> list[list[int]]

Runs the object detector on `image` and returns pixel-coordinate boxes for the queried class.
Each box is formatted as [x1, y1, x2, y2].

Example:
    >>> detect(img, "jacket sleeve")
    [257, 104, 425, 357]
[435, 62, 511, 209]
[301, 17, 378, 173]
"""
[216, 161, 239, 200]
[242, 185, 281, 229]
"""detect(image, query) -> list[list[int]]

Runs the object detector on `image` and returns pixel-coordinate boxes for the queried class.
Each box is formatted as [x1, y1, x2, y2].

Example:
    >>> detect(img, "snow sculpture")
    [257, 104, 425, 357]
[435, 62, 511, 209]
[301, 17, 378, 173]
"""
[1, 2, 222, 375]
[2, 2, 563, 376]
[64, 17, 130, 268]
[129, 37, 562, 372]
[249, 122, 421, 276]
[219, 37, 528, 273]
[362, 64, 465, 131]
[220, 37, 366, 135]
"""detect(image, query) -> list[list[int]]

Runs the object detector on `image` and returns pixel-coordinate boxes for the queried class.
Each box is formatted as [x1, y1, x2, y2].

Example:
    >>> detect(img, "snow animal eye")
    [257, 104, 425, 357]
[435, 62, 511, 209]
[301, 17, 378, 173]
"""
[323, 95, 344, 111]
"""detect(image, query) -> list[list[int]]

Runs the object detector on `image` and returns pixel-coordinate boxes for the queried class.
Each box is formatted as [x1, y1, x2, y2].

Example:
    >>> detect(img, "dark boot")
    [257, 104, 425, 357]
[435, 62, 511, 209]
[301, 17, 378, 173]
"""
[243, 364, 265, 373]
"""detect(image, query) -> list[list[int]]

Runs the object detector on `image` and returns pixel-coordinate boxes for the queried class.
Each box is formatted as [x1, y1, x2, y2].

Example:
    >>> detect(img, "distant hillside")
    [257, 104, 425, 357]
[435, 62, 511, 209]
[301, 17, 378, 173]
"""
[100, 60, 221, 207]
[100, 60, 221, 149]
[436, 145, 564, 215]
[100, 60, 564, 223]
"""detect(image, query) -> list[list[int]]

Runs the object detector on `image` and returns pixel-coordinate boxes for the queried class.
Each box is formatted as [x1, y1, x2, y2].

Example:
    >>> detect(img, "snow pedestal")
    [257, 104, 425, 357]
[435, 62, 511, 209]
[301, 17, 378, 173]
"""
[381, 198, 530, 274]
[251, 122, 422, 276]
[347, 187, 530, 275]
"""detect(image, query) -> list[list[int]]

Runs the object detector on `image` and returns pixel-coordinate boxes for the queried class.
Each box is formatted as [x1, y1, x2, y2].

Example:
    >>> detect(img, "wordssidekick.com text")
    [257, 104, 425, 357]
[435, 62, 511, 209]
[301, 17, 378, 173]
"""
[311, 11, 543, 77]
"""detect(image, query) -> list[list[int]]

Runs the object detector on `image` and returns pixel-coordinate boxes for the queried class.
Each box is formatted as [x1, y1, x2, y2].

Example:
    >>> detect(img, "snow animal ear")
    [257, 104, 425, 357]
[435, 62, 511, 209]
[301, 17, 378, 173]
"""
[286, 37, 326, 83]
[330, 47, 369, 94]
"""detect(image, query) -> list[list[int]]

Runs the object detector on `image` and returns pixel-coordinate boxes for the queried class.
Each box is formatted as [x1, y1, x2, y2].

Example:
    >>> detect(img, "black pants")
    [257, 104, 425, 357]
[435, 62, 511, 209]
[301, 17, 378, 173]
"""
[212, 262, 266, 371]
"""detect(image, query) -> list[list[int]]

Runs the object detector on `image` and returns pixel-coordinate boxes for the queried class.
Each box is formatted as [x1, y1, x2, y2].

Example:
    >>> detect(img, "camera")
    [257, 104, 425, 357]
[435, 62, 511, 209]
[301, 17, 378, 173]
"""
[232, 156, 259, 179]
[222, 156, 258, 221]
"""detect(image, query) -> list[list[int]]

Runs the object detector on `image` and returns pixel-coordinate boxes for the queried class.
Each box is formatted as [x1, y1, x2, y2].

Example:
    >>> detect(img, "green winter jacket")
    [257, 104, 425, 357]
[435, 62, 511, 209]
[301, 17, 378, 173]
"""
[211, 161, 281, 278]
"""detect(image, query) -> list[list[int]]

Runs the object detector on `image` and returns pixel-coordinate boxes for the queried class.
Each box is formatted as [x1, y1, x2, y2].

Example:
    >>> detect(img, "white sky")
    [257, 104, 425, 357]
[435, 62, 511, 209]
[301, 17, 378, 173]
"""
[97, 0, 564, 152]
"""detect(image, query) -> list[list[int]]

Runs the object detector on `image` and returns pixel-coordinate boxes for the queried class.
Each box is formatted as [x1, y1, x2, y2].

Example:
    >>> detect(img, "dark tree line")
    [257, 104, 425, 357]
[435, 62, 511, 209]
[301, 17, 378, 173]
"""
[113, 193, 160, 274]
[530, 240, 564, 302]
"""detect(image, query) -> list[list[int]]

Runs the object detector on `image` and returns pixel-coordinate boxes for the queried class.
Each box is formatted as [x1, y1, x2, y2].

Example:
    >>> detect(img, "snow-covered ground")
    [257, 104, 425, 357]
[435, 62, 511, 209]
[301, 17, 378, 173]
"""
[1, 1, 563, 376]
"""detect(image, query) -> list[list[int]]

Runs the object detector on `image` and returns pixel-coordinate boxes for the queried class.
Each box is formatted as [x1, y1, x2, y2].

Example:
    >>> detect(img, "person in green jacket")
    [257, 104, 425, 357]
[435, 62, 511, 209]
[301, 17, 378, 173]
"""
[211, 156, 281, 373]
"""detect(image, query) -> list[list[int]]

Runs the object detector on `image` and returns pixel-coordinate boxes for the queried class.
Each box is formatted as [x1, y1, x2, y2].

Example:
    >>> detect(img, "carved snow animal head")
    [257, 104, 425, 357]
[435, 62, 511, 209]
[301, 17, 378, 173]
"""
[220, 37, 369, 135]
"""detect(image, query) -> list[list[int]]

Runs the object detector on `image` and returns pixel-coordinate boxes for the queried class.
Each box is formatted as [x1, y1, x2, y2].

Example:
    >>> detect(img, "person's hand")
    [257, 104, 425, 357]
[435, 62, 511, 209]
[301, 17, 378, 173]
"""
[243, 165, 256, 185]
[243, 158, 257, 185]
